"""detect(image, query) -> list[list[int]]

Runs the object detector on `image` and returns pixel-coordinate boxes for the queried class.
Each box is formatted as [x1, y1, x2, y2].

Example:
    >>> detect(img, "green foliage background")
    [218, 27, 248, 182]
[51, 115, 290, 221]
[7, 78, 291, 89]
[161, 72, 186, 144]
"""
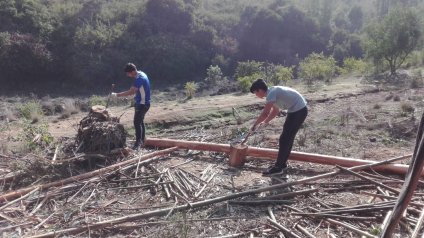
[0, 0, 423, 95]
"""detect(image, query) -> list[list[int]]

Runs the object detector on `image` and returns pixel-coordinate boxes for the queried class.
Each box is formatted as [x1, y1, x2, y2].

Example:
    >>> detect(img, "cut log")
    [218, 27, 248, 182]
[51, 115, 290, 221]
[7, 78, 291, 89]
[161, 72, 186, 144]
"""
[145, 138, 415, 176]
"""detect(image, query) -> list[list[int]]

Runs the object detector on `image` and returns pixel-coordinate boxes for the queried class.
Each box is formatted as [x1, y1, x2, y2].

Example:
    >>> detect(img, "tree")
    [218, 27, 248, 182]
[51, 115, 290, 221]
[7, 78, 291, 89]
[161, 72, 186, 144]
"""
[348, 6, 363, 32]
[364, 8, 422, 75]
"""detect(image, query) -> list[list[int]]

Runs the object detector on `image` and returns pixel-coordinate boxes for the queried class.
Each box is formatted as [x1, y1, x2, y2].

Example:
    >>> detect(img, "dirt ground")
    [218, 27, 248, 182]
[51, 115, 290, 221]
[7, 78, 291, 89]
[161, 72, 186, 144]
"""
[0, 76, 423, 237]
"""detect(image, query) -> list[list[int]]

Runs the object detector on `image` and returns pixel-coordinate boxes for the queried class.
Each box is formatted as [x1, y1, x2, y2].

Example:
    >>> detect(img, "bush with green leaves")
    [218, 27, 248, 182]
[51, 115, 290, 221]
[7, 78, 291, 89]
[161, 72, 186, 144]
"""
[268, 65, 293, 85]
[299, 53, 337, 86]
[184, 81, 198, 99]
[19, 122, 54, 152]
[205, 65, 224, 85]
[234, 61, 263, 79]
[237, 73, 261, 93]
[17, 100, 44, 122]
[88, 95, 107, 107]
[342, 57, 368, 75]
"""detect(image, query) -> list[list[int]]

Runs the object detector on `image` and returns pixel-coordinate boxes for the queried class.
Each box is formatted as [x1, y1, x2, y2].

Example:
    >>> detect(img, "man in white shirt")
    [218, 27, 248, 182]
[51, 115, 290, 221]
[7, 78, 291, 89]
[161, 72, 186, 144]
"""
[250, 79, 308, 176]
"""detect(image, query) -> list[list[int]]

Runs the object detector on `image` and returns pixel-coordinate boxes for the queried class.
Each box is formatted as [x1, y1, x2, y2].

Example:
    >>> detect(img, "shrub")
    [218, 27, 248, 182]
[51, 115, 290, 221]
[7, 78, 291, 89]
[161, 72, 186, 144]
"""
[401, 102, 415, 113]
[184, 81, 198, 99]
[62, 98, 79, 115]
[19, 122, 54, 152]
[234, 61, 263, 79]
[299, 53, 337, 86]
[237, 73, 261, 93]
[266, 65, 293, 86]
[88, 95, 107, 107]
[17, 100, 43, 122]
[342, 57, 368, 75]
[205, 65, 224, 85]
[410, 69, 423, 89]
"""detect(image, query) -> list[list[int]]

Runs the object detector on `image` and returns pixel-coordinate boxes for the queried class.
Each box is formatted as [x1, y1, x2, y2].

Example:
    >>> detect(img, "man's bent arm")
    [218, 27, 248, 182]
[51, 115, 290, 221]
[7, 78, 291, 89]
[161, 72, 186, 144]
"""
[117, 87, 137, 97]
[264, 105, 280, 123]
[252, 102, 274, 129]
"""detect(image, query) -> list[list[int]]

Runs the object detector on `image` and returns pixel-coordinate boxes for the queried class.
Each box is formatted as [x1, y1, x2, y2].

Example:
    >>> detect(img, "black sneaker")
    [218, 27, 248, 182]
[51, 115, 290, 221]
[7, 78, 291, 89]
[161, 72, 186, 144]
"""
[132, 142, 141, 150]
[262, 165, 288, 176]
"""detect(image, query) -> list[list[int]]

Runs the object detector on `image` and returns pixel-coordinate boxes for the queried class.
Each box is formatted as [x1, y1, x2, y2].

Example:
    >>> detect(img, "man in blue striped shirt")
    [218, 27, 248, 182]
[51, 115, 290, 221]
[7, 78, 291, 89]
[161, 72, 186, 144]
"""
[112, 63, 151, 150]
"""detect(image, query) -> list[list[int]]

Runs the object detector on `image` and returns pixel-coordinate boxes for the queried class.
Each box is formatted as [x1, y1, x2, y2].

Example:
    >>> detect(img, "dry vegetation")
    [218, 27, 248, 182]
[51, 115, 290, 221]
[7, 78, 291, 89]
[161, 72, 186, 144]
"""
[1, 76, 424, 237]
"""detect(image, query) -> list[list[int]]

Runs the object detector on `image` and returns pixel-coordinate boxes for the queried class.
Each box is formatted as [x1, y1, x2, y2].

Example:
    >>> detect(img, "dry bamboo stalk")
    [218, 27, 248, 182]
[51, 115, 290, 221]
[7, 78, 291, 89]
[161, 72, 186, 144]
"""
[108, 181, 173, 190]
[109, 173, 161, 183]
[174, 171, 193, 192]
[295, 224, 316, 238]
[325, 218, 377, 238]
[337, 166, 400, 194]
[311, 205, 394, 215]
[268, 206, 276, 222]
[323, 185, 377, 193]
[208, 233, 245, 238]
[292, 212, 378, 221]
[411, 207, 424, 238]
[33, 212, 55, 230]
[177, 170, 197, 191]
[262, 188, 318, 200]
[229, 200, 293, 206]
[51, 145, 59, 163]
[30, 190, 57, 215]
[195, 171, 217, 198]
[267, 217, 302, 238]
[134, 157, 143, 178]
[0, 147, 178, 203]
[66, 181, 90, 203]
[0, 187, 39, 211]
[28, 156, 404, 238]
[381, 211, 393, 231]
[0, 211, 18, 223]
[168, 170, 189, 198]
[0, 222, 33, 233]
[361, 191, 398, 201]
[164, 184, 171, 199]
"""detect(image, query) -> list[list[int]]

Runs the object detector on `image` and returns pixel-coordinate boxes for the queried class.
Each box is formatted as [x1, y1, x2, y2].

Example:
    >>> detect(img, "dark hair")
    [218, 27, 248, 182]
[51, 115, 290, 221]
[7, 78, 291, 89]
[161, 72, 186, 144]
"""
[250, 78, 268, 93]
[124, 63, 137, 72]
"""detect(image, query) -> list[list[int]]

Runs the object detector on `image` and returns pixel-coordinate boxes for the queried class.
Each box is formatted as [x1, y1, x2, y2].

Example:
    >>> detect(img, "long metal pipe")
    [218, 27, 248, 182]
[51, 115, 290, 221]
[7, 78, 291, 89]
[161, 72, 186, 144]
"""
[145, 138, 415, 176]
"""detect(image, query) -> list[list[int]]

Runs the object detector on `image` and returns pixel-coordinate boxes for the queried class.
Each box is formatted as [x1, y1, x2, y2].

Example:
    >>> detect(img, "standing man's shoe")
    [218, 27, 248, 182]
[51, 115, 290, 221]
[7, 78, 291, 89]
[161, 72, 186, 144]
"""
[262, 165, 288, 176]
[132, 141, 141, 150]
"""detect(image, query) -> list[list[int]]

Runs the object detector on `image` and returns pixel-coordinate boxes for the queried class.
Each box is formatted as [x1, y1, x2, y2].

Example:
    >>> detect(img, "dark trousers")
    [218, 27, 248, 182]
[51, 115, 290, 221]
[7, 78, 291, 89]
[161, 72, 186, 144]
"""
[134, 104, 150, 143]
[276, 106, 308, 167]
